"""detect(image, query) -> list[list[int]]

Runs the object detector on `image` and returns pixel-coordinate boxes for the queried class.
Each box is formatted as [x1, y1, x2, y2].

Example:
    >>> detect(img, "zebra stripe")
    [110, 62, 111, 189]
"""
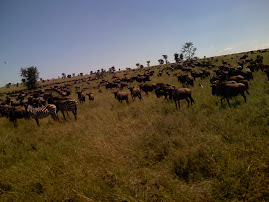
[55, 100, 78, 120]
[27, 104, 58, 125]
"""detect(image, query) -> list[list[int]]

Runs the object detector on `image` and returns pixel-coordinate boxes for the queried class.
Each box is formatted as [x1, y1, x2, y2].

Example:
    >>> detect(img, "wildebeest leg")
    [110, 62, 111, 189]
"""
[174, 99, 178, 108]
[186, 98, 190, 108]
[221, 97, 225, 106]
[240, 92, 247, 103]
[226, 98, 231, 107]
[245, 89, 249, 95]
[13, 119, 18, 127]
[189, 95, 195, 105]
[35, 119, 39, 126]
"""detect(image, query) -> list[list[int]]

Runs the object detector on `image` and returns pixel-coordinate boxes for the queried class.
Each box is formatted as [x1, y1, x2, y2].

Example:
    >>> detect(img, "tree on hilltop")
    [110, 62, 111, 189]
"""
[147, 61, 150, 67]
[162, 55, 169, 64]
[174, 53, 179, 63]
[181, 42, 197, 61]
[20, 66, 39, 90]
[158, 59, 164, 65]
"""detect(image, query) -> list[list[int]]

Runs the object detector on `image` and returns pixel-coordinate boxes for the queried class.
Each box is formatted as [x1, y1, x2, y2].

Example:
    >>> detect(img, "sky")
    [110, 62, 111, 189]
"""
[0, 0, 269, 86]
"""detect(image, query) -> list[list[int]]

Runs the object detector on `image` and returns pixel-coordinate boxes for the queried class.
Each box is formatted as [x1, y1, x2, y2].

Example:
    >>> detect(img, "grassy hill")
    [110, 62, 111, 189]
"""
[0, 49, 269, 201]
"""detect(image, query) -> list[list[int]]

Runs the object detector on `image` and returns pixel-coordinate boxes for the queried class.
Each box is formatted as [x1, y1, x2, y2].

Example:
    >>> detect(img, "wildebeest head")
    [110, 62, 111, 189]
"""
[113, 91, 118, 99]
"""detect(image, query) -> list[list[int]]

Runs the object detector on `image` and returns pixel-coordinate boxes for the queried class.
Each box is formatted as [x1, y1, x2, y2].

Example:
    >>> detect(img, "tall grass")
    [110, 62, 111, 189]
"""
[0, 50, 269, 200]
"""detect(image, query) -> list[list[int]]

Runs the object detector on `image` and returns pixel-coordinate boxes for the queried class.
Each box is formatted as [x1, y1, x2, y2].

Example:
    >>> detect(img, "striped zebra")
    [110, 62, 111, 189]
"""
[54, 99, 78, 120]
[26, 104, 58, 125]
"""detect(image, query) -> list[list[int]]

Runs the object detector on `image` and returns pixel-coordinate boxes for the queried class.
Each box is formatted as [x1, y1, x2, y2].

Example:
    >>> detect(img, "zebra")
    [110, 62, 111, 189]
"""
[26, 104, 58, 125]
[54, 99, 78, 120]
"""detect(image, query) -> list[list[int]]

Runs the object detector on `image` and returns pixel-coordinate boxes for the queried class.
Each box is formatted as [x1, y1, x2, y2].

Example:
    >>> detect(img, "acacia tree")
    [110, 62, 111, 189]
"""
[158, 59, 164, 65]
[147, 61, 150, 67]
[20, 66, 39, 89]
[180, 53, 184, 61]
[174, 53, 179, 63]
[162, 55, 169, 64]
[136, 63, 140, 68]
[181, 42, 197, 61]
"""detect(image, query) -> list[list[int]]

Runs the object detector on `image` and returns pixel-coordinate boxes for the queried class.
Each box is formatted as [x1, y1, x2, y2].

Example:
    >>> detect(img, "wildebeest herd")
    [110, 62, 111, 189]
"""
[0, 50, 269, 127]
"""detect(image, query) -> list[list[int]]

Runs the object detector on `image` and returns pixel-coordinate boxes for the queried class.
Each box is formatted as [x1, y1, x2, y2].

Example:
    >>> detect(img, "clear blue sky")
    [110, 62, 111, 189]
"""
[1, 0, 269, 86]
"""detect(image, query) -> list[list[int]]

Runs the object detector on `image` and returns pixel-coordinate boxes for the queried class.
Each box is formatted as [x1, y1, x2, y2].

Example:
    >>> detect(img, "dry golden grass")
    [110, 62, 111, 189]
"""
[0, 49, 269, 200]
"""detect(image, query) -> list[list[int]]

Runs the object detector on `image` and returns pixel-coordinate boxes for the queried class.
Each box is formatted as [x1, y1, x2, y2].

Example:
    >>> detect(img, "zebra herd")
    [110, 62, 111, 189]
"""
[26, 99, 78, 126]
[1, 97, 78, 126]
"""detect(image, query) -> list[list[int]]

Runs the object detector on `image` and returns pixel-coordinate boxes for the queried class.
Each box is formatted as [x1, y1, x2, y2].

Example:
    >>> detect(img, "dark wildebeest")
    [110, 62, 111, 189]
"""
[0, 105, 9, 117]
[77, 92, 86, 103]
[128, 87, 142, 101]
[120, 82, 128, 89]
[168, 88, 195, 108]
[211, 82, 248, 107]
[8, 107, 30, 126]
[106, 82, 118, 89]
[177, 75, 194, 86]
[139, 84, 157, 95]
[114, 92, 129, 104]
[191, 71, 205, 80]
[86, 93, 94, 101]
[155, 88, 169, 100]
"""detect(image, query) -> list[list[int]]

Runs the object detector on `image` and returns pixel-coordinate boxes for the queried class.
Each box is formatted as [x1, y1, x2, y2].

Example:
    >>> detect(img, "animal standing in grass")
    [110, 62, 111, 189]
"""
[114, 92, 129, 104]
[168, 88, 195, 108]
[128, 87, 142, 101]
[26, 104, 58, 126]
[87, 93, 94, 101]
[48, 98, 78, 120]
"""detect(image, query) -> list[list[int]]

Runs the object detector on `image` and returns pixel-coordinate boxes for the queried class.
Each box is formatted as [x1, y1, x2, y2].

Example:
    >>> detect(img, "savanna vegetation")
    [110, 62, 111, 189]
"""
[0, 49, 269, 201]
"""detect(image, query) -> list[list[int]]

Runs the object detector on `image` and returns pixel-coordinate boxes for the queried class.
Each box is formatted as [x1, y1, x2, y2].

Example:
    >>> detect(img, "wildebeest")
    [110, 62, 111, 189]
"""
[120, 82, 128, 89]
[77, 92, 86, 103]
[155, 88, 169, 100]
[128, 87, 142, 101]
[114, 91, 129, 104]
[106, 82, 118, 89]
[0, 105, 9, 117]
[191, 70, 206, 80]
[139, 84, 157, 95]
[168, 88, 195, 108]
[8, 107, 30, 126]
[211, 82, 248, 107]
[86, 93, 94, 101]
[177, 75, 194, 86]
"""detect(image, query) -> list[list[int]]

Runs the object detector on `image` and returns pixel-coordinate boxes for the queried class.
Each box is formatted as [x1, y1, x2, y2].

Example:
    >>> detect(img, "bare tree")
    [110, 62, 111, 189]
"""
[181, 42, 197, 61]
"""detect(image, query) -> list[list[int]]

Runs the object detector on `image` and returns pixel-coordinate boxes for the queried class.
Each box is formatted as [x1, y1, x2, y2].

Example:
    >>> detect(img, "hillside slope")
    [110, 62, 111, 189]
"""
[1, 49, 269, 201]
